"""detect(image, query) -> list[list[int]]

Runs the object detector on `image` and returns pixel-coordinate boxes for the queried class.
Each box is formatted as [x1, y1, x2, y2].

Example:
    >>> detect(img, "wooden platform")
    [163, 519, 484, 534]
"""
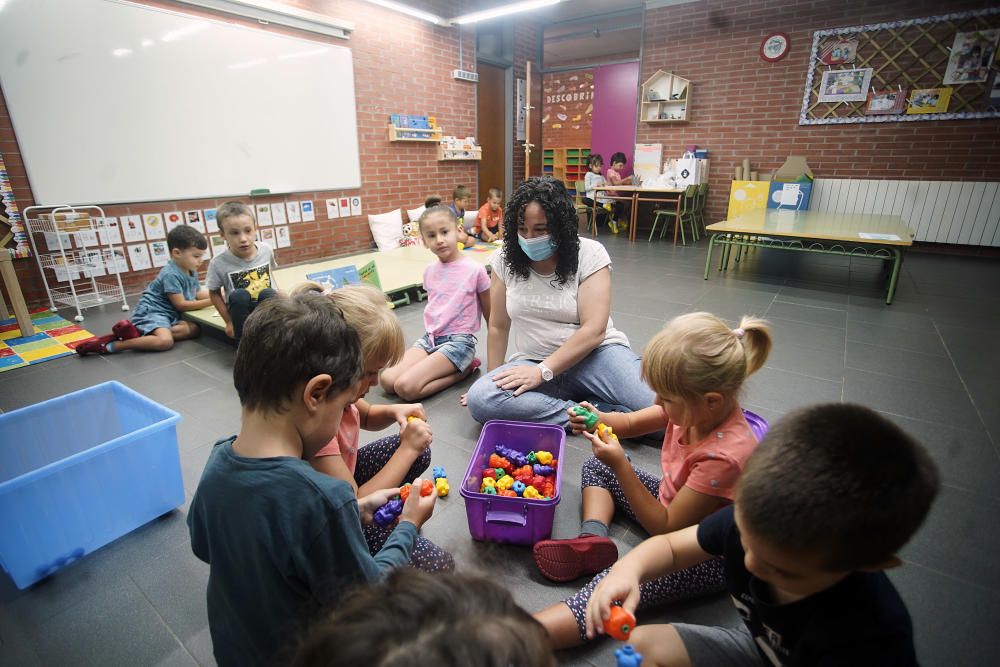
[186, 243, 498, 331]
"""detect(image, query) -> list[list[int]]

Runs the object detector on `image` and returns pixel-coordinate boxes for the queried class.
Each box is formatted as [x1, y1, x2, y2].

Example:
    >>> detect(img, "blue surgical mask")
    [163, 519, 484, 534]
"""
[518, 233, 556, 261]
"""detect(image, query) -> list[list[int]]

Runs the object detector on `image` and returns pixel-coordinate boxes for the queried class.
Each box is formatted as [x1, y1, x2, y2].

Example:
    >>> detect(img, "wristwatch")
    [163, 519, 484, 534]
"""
[538, 362, 554, 382]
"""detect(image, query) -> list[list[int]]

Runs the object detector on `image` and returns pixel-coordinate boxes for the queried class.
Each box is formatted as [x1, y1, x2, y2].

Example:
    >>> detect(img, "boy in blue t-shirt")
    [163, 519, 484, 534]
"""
[187, 293, 437, 666]
[586, 403, 939, 666]
[76, 225, 211, 355]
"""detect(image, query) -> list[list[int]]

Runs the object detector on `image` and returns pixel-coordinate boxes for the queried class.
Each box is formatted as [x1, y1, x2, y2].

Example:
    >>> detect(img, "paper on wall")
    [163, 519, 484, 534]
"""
[326, 198, 340, 219]
[204, 208, 219, 233]
[98, 217, 123, 245]
[108, 248, 129, 273]
[44, 231, 74, 252]
[210, 235, 227, 257]
[285, 201, 301, 223]
[81, 249, 106, 277]
[270, 202, 287, 226]
[128, 243, 153, 271]
[275, 225, 291, 248]
[143, 213, 165, 240]
[350, 196, 362, 216]
[75, 229, 98, 247]
[301, 200, 315, 222]
[122, 215, 146, 243]
[260, 228, 276, 246]
[338, 197, 351, 216]
[150, 240, 170, 267]
[256, 204, 273, 227]
[185, 210, 206, 232]
[164, 211, 184, 232]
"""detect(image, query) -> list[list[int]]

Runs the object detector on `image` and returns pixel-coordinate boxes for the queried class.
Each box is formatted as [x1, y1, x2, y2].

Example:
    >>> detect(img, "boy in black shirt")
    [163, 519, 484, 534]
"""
[585, 403, 939, 666]
[187, 294, 437, 666]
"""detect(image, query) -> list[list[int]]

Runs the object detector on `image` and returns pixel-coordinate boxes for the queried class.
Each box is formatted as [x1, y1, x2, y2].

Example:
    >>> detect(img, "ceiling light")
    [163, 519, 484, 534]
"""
[362, 0, 446, 25]
[451, 0, 561, 25]
[172, 0, 354, 39]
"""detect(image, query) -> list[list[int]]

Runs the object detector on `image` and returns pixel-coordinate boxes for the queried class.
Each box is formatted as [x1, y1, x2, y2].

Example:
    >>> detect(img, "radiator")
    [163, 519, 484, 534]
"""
[810, 179, 1000, 246]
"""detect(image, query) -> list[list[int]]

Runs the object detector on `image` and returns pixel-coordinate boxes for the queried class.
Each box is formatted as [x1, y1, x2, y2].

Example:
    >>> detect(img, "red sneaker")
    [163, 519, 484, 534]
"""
[533, 535, 618, 582]
[112, 319, 140, 340]
[75, 334, 115, 356]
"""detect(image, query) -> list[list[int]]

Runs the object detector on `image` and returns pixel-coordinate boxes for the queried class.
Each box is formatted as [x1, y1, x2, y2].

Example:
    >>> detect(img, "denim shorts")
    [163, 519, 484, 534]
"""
[673, 623, 764, 666]
[414, 333, 478, 372]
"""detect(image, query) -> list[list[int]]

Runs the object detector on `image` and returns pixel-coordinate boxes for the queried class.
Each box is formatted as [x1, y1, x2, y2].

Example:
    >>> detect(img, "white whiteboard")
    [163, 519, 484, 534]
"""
[0, 0, 361, 204]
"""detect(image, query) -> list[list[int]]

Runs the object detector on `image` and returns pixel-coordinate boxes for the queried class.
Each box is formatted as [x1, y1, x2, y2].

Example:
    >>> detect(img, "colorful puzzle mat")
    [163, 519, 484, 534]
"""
[0, 309, 96, 372]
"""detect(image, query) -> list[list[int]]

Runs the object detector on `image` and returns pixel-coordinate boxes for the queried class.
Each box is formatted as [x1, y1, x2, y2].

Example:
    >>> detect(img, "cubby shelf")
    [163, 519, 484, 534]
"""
[387, 124, 442, 142]
[640, 70, 690, 123]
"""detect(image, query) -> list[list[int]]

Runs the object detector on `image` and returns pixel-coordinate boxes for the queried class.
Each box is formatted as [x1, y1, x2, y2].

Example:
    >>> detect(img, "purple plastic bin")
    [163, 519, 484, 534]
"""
[460, 420, 566, 546]
[742, 409, 769, 441]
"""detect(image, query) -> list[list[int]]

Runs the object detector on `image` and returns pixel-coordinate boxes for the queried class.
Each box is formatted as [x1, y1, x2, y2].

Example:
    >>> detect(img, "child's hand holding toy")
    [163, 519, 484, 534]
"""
[400, 415, 433, 455]
[584, 422, 627, 468]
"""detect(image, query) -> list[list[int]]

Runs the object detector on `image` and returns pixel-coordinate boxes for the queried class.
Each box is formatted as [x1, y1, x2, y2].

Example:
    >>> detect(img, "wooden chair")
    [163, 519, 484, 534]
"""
[649, 185, 698, 244]
[574, 180, 597, 237]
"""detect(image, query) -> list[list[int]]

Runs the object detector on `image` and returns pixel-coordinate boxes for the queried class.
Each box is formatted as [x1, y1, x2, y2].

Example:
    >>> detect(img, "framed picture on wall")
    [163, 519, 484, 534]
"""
[817, 68, 873, 102]
[906, 87, 952, 114]
[819, 38, 858, 65]
[943, 29, 1000, 85]
[989, 70, 1000, 109]
[865, 87, 907, 115]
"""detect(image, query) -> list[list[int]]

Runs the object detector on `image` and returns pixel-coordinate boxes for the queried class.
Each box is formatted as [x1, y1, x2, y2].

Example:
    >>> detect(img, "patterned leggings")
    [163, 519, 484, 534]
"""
[565, 456, 727, 639]
[355, 435, 455, 573]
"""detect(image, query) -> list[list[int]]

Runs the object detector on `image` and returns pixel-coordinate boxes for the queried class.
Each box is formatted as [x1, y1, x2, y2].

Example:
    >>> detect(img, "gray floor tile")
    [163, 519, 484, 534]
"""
[131, 541, 210, 642]
[846, 320, 947, 357]
[844, 368, 981, 429]
[765, 317, 846, 353]
[764, 340, 845, 383]
[777, 281, 851, 307]
[890, 562, 1000, 666]
[184, 626, 218, 667]
[766, 300, 847, 329]
[120, 362, 222, 405]
[846, 341, 963, 388]
[901, 485, 1000, 593]
[744, 366, 843, 414]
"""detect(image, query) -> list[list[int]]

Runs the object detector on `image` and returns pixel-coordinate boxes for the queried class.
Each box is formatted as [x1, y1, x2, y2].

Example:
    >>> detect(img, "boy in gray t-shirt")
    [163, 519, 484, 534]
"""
[206, 201, 279, 340]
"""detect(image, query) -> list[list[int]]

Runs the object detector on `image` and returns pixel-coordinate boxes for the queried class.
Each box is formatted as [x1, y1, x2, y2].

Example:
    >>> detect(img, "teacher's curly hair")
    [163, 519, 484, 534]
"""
[502, 176, 581, 286]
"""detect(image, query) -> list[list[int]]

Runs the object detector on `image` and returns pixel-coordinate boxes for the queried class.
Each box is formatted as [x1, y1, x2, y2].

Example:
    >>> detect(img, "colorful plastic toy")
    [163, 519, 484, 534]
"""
[406, 415, 422, 423]
[498, 489, 517, 497]
[489, 453, 513, 473]
[535, 450, 553, 465]
[432, 466, 447, 480]
[615, 644, 643, 667]
[399, 480, 435, 501]
[513, 465, 534, 485]
[373, 498, 403, 526]
[496, 475, 514, 491]
[526, 451, 538, 465]
[512, 480, 526, 496]
[533, 464, 554, 476]
[597, 422, 619, 441]
[604, 604, 636, 641]
[522, 485, 542, 499]
[494, 467, 506, 479]
[435, 477, 450, 497]
[482, 468, 496, 480]
[398, 482, 413, 501]
[483, 485, 497, 495]
[572, 405, 600, 431]
[480, 477, 497, 493]
[495, 444, 527, 468]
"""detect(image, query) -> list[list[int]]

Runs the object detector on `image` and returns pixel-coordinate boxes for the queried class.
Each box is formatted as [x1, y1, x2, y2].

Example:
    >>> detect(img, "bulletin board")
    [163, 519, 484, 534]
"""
[799, 7, 1000, 125]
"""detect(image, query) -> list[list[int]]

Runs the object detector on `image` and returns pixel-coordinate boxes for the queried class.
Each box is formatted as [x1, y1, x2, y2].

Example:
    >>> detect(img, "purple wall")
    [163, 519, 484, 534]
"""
[591, 62, 640, 177]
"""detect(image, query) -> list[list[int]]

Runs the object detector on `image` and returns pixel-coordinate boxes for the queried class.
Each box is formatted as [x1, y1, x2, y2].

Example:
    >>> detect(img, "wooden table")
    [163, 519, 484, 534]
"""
[704, 209, 914, 304]
[594, 185, 686, 243]
[0, 251, 34, 336]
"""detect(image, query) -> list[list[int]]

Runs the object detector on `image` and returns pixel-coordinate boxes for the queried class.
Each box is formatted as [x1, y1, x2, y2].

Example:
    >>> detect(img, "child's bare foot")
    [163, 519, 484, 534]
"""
[459, 392, 468, 407]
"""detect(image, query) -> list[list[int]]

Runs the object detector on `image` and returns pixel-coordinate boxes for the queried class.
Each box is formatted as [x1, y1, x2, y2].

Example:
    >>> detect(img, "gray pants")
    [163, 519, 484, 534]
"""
[465, 343, 656, 427]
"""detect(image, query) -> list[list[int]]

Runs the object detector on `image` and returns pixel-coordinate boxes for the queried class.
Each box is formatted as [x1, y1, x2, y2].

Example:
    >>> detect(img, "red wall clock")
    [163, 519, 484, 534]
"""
[760, 33, 790, 62]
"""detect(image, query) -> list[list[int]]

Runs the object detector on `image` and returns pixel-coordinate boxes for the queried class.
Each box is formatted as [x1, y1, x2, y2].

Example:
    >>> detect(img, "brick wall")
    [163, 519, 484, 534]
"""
[2, 0, 482, 307]
[638, 0, 1000, 226]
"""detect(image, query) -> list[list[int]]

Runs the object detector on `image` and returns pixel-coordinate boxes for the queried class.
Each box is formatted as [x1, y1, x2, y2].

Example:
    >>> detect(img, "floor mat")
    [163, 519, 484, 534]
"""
[0, 309, 97, 372]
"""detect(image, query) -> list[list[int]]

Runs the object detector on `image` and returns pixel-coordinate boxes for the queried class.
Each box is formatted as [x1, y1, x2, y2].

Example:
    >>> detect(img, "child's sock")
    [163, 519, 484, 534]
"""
[580, 519, 610, 538]
[106, 341, 116, 353]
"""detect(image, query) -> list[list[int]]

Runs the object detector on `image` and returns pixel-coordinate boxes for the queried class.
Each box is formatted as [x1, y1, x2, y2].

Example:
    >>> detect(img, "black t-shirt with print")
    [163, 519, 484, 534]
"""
[697, 506, 918, 666]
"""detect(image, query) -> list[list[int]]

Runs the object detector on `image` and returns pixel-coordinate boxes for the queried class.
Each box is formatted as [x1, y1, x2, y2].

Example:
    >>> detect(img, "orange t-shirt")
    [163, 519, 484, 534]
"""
[658, 406, 759, 506]
[475, 202, 502, 235]
[314, 403, 361, 473]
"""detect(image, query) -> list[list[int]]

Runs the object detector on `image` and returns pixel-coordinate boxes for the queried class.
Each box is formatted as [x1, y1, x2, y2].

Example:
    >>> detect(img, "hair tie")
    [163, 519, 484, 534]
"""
[733, 328, 745, 339]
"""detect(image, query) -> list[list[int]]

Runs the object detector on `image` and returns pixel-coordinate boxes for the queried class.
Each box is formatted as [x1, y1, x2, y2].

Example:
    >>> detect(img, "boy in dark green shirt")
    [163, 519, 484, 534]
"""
[187, 293, 437, 666]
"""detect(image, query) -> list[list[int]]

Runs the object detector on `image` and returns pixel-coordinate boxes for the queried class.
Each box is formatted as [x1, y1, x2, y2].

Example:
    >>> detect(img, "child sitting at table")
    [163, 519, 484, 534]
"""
[584, 154, 615, 234]
[605, 151, 631, 230]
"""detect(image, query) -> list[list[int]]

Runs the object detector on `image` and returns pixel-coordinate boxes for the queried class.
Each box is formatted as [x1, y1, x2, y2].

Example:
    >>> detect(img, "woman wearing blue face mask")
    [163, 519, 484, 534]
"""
[464, 176, 654, 428]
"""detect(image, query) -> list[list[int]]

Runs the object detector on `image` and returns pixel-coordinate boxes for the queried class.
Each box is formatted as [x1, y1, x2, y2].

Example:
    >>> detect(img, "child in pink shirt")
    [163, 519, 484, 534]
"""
[381, 205, 491, 401]
[605, 151, 631, 228]
[532, 311, 773, 648]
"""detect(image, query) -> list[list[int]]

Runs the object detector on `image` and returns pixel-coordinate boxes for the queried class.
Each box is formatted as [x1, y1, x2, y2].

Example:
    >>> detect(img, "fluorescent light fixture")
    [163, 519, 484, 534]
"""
[172, 0, 355, 39]
[227, 58, 267, 70]
[451, 0, 561, 24]
[112, 48, 133, 57]
[362, 0, 446, 25]
[141, 39, 154, 47]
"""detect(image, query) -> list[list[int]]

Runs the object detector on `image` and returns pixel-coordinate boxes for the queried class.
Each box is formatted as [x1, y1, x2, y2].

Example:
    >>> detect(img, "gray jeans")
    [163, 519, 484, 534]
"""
[465, 343, 655, 427]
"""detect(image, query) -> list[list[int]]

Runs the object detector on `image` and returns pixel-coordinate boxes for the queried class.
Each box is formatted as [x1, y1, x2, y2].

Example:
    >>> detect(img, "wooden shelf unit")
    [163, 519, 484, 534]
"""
[542, 147, 591, 195]
[437, 146, 482, 161]
[387, 124, 443, 142]
[640, 70, 690, 123]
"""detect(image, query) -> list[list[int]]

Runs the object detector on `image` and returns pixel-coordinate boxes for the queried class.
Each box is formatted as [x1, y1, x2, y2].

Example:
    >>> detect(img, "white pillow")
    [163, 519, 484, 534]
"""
[368, 209, 404, 251]
[463, 209, 479, 232]
[407, 205, 426, 224]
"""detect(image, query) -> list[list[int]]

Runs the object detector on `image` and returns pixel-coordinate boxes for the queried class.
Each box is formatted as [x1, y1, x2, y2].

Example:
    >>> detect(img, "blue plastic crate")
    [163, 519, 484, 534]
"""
[0, 381, 183, 589]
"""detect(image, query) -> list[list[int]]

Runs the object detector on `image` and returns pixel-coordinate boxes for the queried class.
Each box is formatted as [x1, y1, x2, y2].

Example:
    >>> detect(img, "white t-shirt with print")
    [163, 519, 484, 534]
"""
[492, 237, 630, 362]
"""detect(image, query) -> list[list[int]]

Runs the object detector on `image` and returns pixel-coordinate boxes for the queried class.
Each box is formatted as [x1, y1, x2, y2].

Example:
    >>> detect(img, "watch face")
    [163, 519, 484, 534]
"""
[761, 33, 790, 62]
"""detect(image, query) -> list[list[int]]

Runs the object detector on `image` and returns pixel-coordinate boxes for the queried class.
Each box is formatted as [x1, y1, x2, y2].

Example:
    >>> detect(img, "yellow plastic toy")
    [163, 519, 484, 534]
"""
[597, 423, 619, 441]
[480, 477, 496, 492]
[535, 451, 553, 465]
[496, 475, 514, 491]
[435, 477, 450, 497]
[406, 415, 422, 422]
[457, 241, 465, 251]
[523, 485, 542, 499]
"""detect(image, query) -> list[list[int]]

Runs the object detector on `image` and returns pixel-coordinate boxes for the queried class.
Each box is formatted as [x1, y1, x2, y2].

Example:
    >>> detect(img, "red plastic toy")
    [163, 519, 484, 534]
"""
[489, 453, 513, 473]
[399, 480, 435, 501]
[604, 604, 636, 641]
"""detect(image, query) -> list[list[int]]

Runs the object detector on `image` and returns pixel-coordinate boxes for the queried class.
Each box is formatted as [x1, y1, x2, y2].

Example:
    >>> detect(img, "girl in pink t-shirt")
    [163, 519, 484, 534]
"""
[533, 311, 773, 648]
[380, 206, 491, 400]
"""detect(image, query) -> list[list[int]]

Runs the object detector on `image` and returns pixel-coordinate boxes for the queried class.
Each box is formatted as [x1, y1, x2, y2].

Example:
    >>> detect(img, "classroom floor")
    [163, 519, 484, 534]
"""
[1, 233, 999, 666]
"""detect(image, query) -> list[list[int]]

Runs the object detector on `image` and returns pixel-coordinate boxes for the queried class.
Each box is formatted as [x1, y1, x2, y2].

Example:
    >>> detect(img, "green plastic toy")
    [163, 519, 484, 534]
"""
[572, 405, 600, 431]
